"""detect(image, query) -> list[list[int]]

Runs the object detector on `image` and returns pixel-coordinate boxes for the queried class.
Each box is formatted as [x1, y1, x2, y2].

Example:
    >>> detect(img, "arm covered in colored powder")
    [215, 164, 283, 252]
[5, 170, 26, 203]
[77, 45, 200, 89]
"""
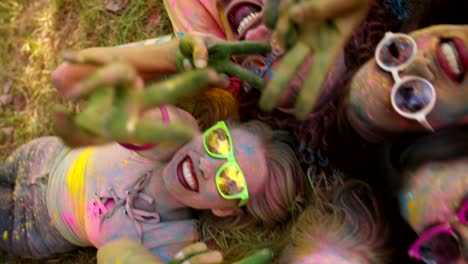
[53, 33, 269, 98]
[97, 239, 273, 264]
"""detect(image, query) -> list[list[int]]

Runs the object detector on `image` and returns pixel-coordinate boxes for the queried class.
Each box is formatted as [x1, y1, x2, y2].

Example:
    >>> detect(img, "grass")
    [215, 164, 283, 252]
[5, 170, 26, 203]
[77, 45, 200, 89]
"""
[0, 0, 170, 262]
[0, 0, 171, 160]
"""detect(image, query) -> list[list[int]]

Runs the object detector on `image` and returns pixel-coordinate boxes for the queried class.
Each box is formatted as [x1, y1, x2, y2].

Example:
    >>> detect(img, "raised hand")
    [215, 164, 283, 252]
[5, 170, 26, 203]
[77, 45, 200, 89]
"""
[98, 240, 223, 264]
[97, 239, 166, 264]
[175, 33, 272, 90]
[260, 0, 370, 119]
[53, 62, 229, 147]
[97, 239, 272, 264]
[168, 242, 223, 264]
[171, 246, 272, 264]
[170, 243, 272, 264]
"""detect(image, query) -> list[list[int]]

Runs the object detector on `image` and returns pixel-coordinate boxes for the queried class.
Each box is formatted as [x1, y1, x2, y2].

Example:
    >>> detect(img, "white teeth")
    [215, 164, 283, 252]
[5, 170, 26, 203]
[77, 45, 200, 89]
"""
[237, 12, 260, 36]
[441, 42, 462, 75]
[182, 160, 195, 190]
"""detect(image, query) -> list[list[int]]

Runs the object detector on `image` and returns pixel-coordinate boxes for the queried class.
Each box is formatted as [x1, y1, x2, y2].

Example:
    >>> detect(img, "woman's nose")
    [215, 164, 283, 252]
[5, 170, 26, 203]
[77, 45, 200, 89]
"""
[199, 156, 222, 180]
[401, 54, 436, 82]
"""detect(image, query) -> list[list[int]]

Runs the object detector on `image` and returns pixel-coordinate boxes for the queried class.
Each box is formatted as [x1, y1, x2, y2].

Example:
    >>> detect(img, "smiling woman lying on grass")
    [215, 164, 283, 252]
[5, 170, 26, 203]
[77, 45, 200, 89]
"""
[0, 64, 306, 262]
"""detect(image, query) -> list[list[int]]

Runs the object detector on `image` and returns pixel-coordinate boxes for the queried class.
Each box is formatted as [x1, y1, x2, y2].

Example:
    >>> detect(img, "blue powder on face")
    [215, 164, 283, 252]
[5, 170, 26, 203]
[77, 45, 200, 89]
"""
[238, 143, 253, 155]
[398, 191, 414, 219]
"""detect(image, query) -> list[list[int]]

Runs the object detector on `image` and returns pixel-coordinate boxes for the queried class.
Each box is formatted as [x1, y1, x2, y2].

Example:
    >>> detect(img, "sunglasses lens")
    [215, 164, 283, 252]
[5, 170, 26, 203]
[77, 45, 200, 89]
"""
[378, 35, 415, 68]
[394, 79, 434, 114]
[205, 128, 230, 156]
[419, 233, 460, 263]
[217, 164, 245, 197]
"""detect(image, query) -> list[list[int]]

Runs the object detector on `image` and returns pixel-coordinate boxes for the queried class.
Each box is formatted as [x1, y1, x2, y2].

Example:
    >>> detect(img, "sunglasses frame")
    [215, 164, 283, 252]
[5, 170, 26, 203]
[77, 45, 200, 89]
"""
[375, 32, 436, 131]
[408, 199, 468, 262]
[202, 121, 249, 207]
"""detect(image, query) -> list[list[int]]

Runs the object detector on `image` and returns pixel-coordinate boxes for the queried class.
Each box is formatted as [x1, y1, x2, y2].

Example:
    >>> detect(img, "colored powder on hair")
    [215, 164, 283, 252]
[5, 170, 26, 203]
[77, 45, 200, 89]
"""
[385, 0, 408, 20]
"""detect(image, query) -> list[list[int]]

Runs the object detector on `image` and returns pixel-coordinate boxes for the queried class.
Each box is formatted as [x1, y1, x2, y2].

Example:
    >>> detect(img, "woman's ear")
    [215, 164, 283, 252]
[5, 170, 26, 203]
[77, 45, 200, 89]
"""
[211, 207, 242, 217]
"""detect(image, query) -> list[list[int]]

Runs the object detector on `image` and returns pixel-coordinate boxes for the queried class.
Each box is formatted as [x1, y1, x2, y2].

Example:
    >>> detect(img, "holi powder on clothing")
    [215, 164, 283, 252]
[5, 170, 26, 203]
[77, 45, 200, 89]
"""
[63, 213, 78, 231]
[66, 148, 93, 202]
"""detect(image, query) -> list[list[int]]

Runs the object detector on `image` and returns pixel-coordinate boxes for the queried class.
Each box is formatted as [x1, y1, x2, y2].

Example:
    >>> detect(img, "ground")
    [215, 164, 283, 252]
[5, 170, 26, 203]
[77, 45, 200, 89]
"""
[0, 0, 170, 262]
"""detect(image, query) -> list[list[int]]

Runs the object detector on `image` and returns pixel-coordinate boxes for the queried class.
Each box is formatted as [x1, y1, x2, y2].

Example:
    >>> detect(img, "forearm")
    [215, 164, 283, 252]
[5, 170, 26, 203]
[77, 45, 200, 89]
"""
[52, 35, 181, 95]
[79, 38, 181, 80]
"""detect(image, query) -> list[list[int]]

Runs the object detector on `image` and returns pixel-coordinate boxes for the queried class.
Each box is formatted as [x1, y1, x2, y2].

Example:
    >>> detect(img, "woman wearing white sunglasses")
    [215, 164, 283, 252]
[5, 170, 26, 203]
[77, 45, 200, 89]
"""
[346, 24, 467, 142]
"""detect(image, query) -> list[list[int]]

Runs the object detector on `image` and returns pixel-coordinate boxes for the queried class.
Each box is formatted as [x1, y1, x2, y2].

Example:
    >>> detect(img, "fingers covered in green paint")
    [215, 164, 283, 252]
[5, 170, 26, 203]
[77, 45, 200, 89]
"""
[53, 108, 108, 147]
[259, 42, 309, 111]
[272, 0, 295, 48]
[132, 121, 197, 146]
[233, 248, 273, 264]
[54, 64, 229, 147]
[209, 41, 271, 56]
[261, 0, 370, 117]
[264, 0, 281, 29]
[176, 33, 271, 90]
[294, 50, 334, 119]
[142, 68, 229, 107]
[64, 62, 139, 99]
[169, 242, 223, 264]
[220, 63, 265, 91]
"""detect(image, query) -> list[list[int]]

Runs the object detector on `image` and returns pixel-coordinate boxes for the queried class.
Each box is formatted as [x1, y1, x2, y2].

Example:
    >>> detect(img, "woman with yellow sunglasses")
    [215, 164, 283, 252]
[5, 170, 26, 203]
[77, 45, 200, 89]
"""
[0, 68, 306, 262]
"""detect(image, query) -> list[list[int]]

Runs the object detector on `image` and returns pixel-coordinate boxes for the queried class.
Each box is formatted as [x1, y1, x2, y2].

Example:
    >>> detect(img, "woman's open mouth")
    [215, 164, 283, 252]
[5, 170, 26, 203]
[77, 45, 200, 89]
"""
[436, 37, 468, 83]
[177, 156, 200, 192]
[225, 0, 263, 40]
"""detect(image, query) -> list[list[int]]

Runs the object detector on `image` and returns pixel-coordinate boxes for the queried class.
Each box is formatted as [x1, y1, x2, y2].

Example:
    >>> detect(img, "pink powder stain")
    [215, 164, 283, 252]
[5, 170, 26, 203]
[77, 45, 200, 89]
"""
[169, 0, 177, 9]
[360, 86, 367, 98]
[62, 213, 77, 231]
[416, 36, 430, 51]
[87, 202, 100, 217]
[178, 2, 195, 17]
[366, 111, 376, 122]
[365, 78, 375, 87]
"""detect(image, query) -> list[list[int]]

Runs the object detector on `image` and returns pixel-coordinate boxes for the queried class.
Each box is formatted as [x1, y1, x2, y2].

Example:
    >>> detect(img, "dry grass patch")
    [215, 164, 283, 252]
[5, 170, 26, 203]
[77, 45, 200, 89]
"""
[0, 0, 170, 160]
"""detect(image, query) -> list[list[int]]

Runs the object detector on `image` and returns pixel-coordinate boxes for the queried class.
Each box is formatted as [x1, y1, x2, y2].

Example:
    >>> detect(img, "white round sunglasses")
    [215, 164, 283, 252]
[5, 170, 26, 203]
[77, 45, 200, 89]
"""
[375, 32, 436, 131]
